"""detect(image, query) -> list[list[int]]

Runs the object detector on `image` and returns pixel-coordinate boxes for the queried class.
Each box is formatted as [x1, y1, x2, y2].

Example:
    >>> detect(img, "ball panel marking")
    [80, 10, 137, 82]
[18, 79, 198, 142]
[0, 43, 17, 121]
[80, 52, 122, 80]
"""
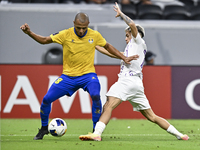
[48, 118, 67, 137]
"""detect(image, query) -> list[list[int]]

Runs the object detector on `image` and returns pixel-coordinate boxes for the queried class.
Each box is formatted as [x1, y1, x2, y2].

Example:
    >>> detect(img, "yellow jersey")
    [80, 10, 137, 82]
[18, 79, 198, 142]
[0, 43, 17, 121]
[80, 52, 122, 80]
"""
[50, 27, 106, 76]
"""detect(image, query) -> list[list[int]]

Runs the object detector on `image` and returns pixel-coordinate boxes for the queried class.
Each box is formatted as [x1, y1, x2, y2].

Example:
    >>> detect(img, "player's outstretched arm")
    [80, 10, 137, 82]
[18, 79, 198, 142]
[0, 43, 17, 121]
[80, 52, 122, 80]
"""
[96, 45, 123, 59]
[113, 2, 138, 38]
[20, 23, 52, 45]
[103, 43, 138, 64]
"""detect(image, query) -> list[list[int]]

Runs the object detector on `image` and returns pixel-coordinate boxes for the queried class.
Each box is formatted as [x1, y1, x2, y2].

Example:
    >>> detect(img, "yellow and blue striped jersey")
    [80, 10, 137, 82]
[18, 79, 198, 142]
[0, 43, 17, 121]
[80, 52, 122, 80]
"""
[50, 27, 106, 76]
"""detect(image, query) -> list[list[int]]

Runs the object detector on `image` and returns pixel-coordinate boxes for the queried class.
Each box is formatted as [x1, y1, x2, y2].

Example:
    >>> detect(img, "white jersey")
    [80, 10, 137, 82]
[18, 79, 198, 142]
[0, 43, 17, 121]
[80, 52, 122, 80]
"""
[118, 33, 147, 78]
[106, 33, 150, 111]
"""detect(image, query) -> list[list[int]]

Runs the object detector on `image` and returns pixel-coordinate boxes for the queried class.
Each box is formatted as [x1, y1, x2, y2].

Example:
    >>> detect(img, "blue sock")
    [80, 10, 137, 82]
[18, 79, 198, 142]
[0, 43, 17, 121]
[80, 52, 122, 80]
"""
[40, 101, 51, 127]
[86, 81, 102, 130]
[91, 95, 102, 129]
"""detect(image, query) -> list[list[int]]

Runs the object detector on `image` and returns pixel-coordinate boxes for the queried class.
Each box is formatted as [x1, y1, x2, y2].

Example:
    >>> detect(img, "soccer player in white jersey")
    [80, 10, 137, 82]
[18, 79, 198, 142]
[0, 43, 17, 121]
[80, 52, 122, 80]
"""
[79, 2, 189, 141]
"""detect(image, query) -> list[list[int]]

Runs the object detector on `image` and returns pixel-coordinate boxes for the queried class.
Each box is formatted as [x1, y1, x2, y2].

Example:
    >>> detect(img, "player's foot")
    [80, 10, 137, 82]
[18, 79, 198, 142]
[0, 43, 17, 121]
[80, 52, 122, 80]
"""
[79, 132, 101, 141]
[176, 134, 189, 140]
[180, 134, 189, 140]
[33, 127, 49, 140]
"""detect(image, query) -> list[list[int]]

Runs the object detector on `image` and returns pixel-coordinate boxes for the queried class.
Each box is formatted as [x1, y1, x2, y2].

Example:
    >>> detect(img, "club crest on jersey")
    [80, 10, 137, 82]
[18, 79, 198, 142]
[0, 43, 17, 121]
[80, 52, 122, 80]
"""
[88, 38, 94, 44]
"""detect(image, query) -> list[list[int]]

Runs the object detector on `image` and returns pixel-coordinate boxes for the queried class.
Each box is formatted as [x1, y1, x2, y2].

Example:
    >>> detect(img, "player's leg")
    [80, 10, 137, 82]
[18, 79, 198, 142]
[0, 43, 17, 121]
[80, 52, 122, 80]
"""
[80, 77, 124, 141]
[79, 96, 121, 141]
[140, 108, 189, 140]
[140, 108, 170, 129]
[86, 81, 102, 131]
[34, 85, 67, 140]
[99, 96, 121, 125]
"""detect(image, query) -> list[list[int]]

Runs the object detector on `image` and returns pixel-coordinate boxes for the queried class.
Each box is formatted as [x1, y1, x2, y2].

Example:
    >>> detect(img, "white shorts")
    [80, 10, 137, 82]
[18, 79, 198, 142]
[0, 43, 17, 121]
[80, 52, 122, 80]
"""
[106, 76, 151, 111]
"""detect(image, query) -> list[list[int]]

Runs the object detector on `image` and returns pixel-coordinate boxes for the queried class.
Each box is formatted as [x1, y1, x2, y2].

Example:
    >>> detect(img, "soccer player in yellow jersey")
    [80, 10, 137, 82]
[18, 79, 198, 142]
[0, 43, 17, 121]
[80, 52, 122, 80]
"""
[20, 12, 139, 140]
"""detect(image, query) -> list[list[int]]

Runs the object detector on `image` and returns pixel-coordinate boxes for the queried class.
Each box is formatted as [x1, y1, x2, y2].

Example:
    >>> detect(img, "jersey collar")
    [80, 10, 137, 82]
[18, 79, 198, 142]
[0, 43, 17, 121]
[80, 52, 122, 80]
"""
[74, 28, 87, 38]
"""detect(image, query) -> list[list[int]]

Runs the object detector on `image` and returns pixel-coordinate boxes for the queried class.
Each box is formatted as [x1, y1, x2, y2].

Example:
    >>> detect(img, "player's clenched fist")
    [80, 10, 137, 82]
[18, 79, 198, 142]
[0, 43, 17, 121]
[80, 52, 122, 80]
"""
[20, 23, 30, 34]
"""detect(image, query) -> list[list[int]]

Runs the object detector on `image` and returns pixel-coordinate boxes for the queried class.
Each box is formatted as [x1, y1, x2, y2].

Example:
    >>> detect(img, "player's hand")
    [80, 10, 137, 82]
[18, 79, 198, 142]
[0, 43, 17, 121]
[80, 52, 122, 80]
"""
[20, 23, 31, 34]
[113, 2, 121, 18]
[124, 55, 139, 64]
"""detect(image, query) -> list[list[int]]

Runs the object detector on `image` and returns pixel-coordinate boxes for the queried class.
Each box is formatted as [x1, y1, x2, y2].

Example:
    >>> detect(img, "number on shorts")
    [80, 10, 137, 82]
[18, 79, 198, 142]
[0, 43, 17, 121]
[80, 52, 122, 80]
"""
[55, 78, 63, 84]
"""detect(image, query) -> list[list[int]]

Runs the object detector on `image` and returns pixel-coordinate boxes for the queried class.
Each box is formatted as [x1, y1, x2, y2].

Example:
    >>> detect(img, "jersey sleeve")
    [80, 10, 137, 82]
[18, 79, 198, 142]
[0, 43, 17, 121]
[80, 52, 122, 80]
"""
[133, 33, 147, 50]
[50, 30, 67, 45]
[133, 33, 143, 44]
[95, 31, 107, 47]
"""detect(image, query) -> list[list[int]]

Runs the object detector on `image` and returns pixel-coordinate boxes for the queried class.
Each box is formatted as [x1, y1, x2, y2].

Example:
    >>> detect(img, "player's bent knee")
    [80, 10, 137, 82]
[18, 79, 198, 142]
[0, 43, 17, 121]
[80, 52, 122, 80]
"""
[104, 98, 120, 110]
[103, 103, 108, 110]
[91, 95, 101, 108]
[91, 95, 100, 101]
[42, 95, 52, 105]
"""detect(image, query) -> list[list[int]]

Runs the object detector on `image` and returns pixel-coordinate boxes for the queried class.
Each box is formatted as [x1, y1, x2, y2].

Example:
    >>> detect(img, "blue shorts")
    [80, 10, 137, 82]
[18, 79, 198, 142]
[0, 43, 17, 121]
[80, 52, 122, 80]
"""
[52, 73, 100, 96]
[41, 72, 102, 127]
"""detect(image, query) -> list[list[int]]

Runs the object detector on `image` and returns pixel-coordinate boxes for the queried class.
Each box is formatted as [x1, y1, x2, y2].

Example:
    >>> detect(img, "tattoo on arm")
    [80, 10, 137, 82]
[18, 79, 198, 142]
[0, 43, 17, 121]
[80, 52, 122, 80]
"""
[120, 12, 132, 25]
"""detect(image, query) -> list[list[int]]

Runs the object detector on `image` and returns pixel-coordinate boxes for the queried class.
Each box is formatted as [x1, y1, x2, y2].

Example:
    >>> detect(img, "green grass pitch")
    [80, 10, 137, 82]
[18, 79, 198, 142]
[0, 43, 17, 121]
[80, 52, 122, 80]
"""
[1, 119, 200, 150]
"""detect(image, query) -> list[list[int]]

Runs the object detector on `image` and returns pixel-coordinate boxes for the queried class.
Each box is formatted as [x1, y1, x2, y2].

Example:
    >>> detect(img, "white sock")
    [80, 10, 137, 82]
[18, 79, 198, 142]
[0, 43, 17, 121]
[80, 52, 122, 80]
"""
[93, 121, 106, 136]
[167, 125, 183, 138]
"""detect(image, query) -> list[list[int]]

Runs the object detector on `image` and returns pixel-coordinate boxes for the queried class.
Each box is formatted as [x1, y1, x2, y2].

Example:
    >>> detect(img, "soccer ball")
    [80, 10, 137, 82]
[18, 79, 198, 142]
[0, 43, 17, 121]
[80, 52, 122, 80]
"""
[48, 118, 67, 137]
